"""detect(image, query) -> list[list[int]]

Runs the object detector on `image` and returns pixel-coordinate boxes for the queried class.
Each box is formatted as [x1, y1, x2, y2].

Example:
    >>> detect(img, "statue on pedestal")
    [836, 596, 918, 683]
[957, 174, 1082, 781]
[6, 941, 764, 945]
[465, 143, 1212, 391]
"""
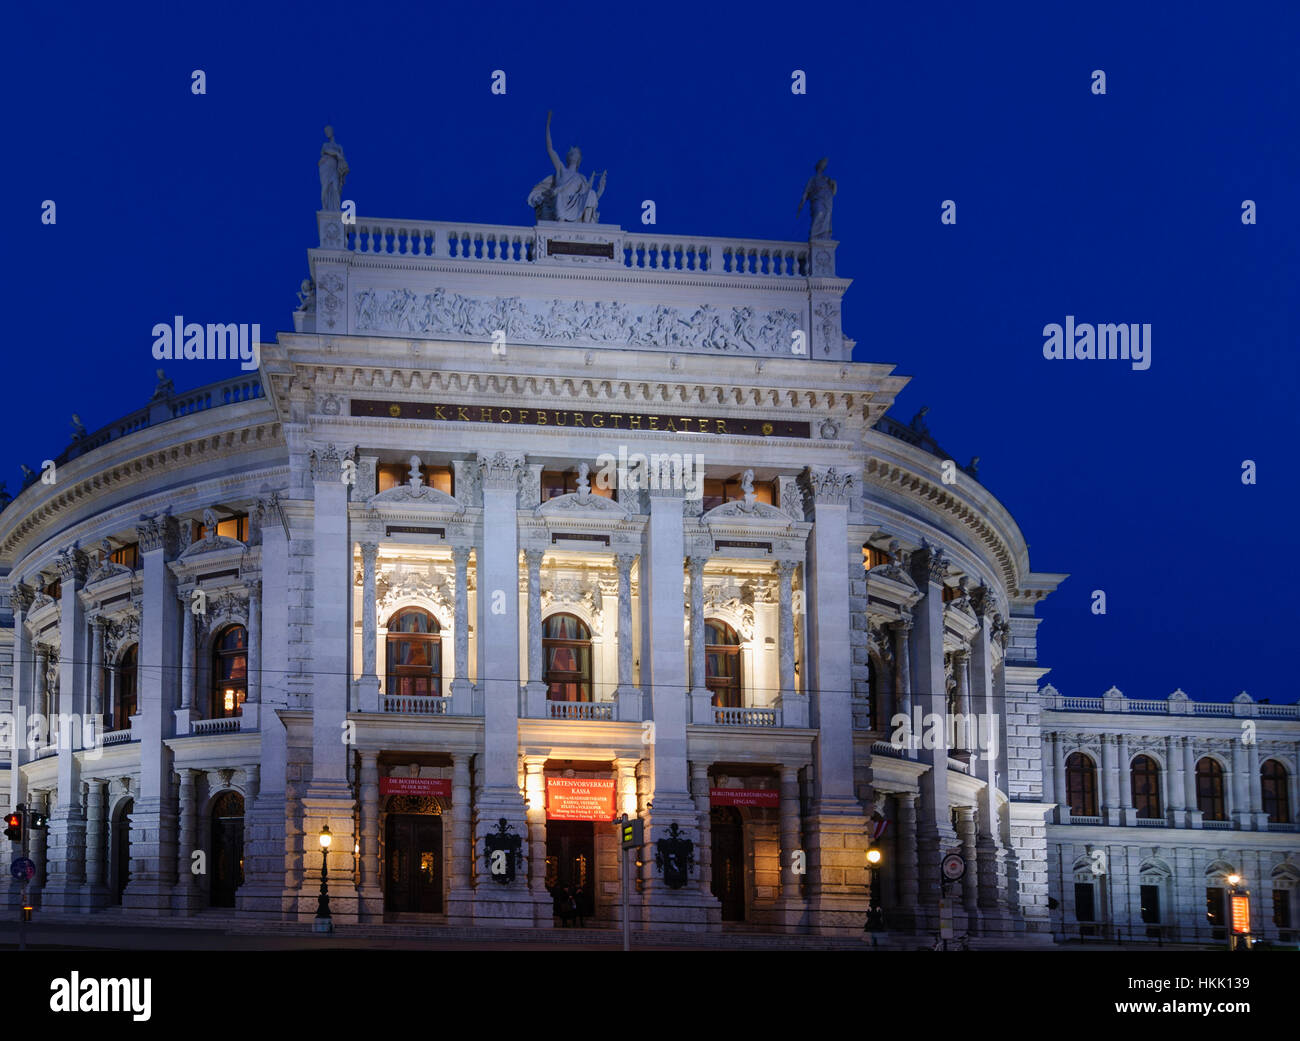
[797, 157, 836, 240]
[318, 125, 349, 211]
[528, 111, 604, 223]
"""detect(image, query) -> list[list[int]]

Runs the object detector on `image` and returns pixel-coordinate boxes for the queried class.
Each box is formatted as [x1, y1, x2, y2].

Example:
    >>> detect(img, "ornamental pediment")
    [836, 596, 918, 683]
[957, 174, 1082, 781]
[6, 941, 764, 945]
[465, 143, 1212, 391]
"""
[368, 483, 464, 512]
[700, 499, 791, 525]
[178, 534, 245, 560]
[535, 491, 629, 518]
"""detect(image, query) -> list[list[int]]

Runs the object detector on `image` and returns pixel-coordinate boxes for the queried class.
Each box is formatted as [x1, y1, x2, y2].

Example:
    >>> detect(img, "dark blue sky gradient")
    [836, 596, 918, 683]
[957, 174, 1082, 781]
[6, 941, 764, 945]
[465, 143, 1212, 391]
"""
[5, 1, 1297, 703]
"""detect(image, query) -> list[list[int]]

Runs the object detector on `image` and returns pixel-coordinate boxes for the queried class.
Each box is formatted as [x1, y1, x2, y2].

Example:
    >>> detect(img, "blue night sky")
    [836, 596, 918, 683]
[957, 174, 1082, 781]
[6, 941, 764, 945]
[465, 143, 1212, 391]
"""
[5, 1, 1296, 704]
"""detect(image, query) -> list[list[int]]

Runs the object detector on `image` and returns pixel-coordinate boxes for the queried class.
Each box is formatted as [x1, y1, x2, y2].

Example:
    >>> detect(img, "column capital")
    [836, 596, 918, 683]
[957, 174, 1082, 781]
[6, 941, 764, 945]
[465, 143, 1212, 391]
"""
[309, 442, 351, 483]
[477, 450, 526, 492]
[889, 617, 913, 634]
[359, 541, 379, 564]
[11, 581, 35, 613]
[615, 552, 637, 573]
[452, 544, 472, 566]
[953, 648, 970, 664]
[775, 559, 798, 579]
[801, 465, 856, 506]
[136, 513, 180, 556]
[524, 548, 545, 569]
[686, 555, 708, 577]
[55, 546, 91, 584]
[910, 539, 949, 586]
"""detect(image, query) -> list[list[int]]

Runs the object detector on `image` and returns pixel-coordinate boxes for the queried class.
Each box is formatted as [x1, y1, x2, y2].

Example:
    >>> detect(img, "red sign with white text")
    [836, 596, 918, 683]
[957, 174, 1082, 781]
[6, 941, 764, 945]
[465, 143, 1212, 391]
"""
[710, 788, 779, 808]
[546, 778, 617, 820]
[380, 777, 451, 797]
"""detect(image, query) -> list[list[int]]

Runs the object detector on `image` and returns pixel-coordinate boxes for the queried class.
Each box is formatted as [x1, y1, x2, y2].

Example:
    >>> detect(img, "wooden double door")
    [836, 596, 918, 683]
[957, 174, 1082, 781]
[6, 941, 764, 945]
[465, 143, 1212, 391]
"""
[385, 814, 443, 913]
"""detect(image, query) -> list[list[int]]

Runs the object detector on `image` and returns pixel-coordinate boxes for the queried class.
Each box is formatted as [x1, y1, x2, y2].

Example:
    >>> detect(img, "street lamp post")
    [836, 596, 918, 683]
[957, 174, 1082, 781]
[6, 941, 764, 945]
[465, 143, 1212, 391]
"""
[314, 824, 333, 935]
[864, 847, 885, 943]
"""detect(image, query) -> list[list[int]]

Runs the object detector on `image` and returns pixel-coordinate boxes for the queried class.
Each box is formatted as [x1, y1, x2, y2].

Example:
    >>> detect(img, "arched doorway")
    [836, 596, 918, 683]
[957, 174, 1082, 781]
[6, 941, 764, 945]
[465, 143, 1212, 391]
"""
[210, 791, 245, 907]
[384, 797, 443, 913]
[111, 798, 133, 905]
[711, 805, 745, 921]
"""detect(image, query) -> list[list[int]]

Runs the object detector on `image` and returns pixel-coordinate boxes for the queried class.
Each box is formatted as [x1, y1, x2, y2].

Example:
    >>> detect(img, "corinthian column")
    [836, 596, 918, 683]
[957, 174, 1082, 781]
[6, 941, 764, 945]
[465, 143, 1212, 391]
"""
[523, 549, 546, 719]
[89, 618, 105, 721]
[775, 560, 807, 727]
[247, 579, 262, 706]
[614, 553, 640, 721]
[450, 546, 472, 714]
[687, 555, 708, 724]
[357, 542, 380, 712]
[891, 619, 913, 752]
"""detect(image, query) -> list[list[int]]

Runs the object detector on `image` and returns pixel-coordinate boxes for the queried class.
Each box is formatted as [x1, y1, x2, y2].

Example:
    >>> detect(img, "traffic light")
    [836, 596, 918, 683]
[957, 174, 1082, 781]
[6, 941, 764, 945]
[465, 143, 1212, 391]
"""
[4, 810, 22, 843]
[28, 811, 47, 830]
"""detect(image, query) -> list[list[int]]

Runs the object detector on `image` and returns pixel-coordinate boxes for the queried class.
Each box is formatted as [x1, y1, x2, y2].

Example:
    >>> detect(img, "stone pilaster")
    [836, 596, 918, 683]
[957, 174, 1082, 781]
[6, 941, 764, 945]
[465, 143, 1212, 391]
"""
[123, 514, 180, 914]
[80, 778, 109, 910]
[446, 752, 473, 924]
[357, 752, 382, 918]
[43, 547, 90, 912]
[174, 769, 203, 913]
[775, 763, 808, 930]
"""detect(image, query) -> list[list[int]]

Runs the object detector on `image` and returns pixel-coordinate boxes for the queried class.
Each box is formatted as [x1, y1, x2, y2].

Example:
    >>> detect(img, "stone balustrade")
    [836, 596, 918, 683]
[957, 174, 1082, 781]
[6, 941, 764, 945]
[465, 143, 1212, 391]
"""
[546, 701, 614, 721]
[711, 706, 779, 728]
[381, 694, 451, 715]
[338, 217, 812, 280]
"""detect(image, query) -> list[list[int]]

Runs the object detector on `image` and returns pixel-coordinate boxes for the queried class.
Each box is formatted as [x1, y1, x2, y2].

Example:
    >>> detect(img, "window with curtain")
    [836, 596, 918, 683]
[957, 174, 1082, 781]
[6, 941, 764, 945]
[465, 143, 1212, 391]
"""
[385, 608, 441, 697]
[705, 619, 742, 708]
[543, 613, 592, 702]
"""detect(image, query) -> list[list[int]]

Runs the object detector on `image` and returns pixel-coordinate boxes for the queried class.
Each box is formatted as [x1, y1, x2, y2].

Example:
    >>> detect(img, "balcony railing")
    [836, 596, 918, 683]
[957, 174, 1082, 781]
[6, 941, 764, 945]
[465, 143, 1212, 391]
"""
[546, 701, 614, 721]
[711, 706, 779, 727]
[870, 740, 906, 759]
[100, 727, 135, 745]
[1134, 817, 1167, 827]
[1202, 819, 1232, 829]
[1067, 815, 1102, 825]
[382, 694, 451, 715]
[192, 716, 242, 735]
[1045, 692, 1297, 718]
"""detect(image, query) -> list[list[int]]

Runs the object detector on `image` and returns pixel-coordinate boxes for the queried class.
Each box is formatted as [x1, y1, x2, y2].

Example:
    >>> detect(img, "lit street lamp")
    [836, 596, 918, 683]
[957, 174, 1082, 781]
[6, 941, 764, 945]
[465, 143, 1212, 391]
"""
[314, 825, 333, 934]
[864, 847, 885, 940]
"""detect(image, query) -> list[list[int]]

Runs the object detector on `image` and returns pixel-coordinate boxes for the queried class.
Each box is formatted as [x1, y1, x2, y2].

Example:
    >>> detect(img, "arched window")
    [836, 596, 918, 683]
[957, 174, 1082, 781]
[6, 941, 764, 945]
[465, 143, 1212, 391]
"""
[705, 620, 742, 708]
[1131, 755, 1162, 819]
[114, 645, 138, 732]
[1262, 759, 1291, 823]
[1195, 758, 1226, 821]
[211, 625, 248, 718]
[543, 613, 591, 702]
[386, 608, 441, 697]
[1065, 752, 1098, 817]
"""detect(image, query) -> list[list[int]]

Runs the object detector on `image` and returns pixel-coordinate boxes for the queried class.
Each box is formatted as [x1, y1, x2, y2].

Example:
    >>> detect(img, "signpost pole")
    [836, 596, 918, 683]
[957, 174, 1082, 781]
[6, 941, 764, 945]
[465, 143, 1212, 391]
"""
[19, 806, 29, 952]
[622, 843, 630, 952]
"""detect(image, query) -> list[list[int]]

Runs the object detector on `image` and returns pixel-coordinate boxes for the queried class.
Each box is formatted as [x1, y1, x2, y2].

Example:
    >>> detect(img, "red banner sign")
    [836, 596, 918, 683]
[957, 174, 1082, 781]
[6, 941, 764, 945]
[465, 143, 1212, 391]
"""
[380, 777, 451, 797]
[1230, 893, 1251, 934]
[710, 788, 779, 807]
[546, 778, 617, 820]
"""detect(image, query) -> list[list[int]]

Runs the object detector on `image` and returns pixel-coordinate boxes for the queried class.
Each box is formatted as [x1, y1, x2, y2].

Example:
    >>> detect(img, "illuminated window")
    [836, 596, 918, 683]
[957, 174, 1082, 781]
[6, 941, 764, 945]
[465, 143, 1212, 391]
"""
[377, 464, 454, 495]
[701, 477, 774, 513]
[385, 608, 442, 697]
[211, 625, 248, 718]
[194, 514, 249, 542]
[543, 613, 591, 702]
[109, 543, 141, 570]
[541, 469, 613, 500]
[705, 619, 742, 709]
[113, 645, 138, 731]
[862, 545, 891, 572]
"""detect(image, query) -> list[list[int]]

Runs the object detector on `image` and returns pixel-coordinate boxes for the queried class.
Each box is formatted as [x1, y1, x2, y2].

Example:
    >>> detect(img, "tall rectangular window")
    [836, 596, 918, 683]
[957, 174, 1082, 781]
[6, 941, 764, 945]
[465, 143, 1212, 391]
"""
[1140, 884, 1160, 924]
[1074, 882, 1095, 922]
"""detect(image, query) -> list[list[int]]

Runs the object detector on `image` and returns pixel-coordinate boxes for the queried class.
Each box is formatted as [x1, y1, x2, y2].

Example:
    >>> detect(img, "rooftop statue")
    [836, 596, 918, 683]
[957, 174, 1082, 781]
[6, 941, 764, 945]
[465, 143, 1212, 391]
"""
[318, 125, 349, 211]
[797, 157, 836, 240]
[528, 111, 605, 223]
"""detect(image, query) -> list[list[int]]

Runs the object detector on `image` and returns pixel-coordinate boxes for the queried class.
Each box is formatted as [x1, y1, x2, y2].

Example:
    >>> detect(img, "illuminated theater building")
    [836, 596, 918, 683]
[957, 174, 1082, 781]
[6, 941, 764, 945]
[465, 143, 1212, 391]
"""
[1, 139, 1079, 938]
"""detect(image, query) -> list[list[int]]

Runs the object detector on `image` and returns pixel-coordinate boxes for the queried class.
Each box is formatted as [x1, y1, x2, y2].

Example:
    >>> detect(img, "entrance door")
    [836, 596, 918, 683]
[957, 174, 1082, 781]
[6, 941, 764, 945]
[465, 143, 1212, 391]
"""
[546, 820, 596, 918]
[210, 791, 245, 908]
[385, 814, 443, 913]
[711, 806, 745, 921]
[112, 798, 133, 905]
